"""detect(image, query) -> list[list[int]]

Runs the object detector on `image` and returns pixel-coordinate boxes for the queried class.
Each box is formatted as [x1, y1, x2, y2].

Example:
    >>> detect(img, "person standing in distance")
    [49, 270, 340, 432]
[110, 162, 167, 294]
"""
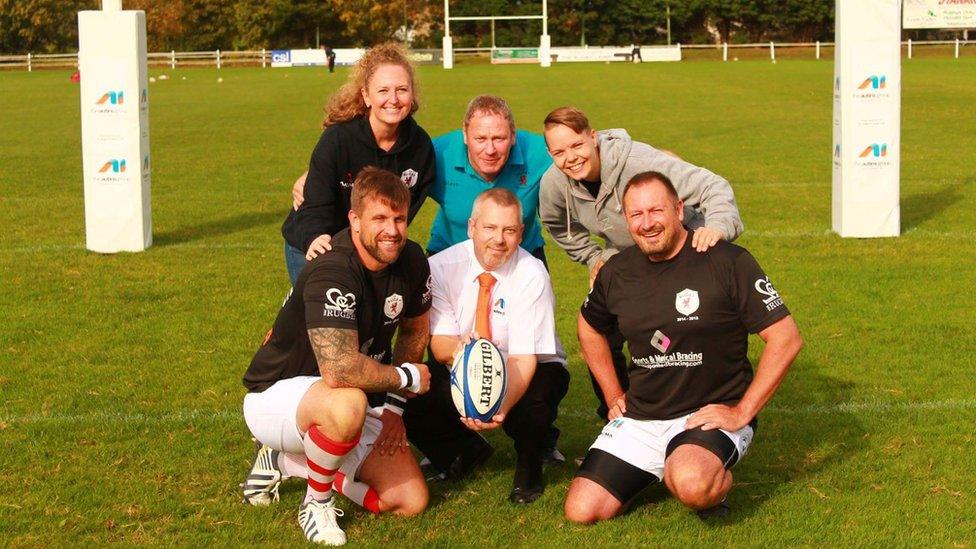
[242, 168, 434, 545]
[284, 43, 435, 284]
[540, 106, 744, 418]
[566, 171, 802, 523]
[405, 188, 569, 504]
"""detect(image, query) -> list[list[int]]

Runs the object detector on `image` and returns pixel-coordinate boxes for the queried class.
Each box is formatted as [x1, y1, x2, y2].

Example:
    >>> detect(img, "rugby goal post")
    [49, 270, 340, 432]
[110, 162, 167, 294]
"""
[832, 0, 901, 238]
[442, 0, 550, 69]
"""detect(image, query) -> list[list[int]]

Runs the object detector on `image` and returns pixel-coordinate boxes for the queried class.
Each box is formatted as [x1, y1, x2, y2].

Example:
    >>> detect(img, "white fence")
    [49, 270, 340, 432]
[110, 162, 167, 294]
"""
[1, 40, 972, 71]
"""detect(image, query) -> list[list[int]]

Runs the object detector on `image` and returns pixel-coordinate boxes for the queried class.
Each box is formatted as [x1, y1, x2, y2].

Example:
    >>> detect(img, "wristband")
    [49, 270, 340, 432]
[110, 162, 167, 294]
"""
[383, 393, 407, 416]
[396, 362, 422, 393]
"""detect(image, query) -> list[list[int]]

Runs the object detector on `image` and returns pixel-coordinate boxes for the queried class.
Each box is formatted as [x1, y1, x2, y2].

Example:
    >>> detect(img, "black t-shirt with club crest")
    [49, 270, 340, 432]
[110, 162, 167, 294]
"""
[244, 228, 432, 406]
[581, 230, 790, 421]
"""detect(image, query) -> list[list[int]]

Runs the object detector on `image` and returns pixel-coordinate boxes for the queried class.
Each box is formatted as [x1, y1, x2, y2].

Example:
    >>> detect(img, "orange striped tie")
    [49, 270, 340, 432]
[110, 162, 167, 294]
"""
[475, 272, 496, 340]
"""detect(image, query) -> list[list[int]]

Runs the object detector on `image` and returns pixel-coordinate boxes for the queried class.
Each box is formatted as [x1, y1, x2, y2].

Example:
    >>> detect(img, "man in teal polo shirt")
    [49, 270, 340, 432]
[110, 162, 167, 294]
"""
[426, 95, 552, 265]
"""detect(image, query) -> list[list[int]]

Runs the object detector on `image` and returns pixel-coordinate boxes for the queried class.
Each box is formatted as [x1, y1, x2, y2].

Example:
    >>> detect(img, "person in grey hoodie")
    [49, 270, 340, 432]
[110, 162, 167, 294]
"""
[539, 106, 744, 418]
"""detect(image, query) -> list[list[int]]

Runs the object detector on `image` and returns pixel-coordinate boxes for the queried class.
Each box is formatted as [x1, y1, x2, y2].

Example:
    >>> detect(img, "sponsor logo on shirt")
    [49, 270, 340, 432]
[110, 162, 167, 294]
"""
[632, 352, 704, 370]
[422, 275, 432, 304]
[493, 297, 505, 315]
[675, 288, 700, 319]
[323, 288, 356, 320]
[339, 171, 354, 188]
[650, 329, 672, 353]
[384, 293, 403, 320]
[754, 277, 783, 311]
[401, 169, 419, 188]
[633, 329, 703, 369]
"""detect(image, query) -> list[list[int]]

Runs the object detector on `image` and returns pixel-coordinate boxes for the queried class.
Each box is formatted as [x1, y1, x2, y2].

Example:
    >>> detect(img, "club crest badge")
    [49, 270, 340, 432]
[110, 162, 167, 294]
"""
[675, 288, 699, 316]
[401, 169, 419, 188]
[384, 293, 404, 319]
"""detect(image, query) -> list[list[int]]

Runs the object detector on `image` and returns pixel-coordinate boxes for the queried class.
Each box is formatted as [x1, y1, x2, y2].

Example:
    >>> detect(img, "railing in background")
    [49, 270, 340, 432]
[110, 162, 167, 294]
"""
[0, 41, 972, 71]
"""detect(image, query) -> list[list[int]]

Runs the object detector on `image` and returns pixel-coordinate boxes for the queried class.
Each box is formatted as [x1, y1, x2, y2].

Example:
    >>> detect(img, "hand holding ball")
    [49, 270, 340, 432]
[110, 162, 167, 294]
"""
[450, 338, 506, 424]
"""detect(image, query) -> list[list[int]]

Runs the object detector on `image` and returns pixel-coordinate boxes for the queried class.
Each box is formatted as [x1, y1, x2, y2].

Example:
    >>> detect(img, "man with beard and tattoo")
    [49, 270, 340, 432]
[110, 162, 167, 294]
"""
[566, 171, 803, 523]
[241, 167, 433, 546]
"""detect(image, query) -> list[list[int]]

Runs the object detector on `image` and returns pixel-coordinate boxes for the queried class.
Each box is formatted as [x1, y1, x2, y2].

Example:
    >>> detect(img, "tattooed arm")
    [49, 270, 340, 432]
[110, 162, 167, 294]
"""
[307, 327, 402, 392]
[392, 311, 430, 365]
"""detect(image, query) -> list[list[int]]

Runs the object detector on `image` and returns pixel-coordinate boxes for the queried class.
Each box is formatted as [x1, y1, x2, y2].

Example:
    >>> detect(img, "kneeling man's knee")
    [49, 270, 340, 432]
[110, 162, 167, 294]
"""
[564, 479, 619, 524]
[666, 462, 727, 510]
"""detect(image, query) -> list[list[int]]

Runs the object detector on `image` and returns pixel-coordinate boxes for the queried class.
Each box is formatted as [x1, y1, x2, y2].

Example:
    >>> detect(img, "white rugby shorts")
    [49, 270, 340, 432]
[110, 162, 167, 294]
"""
[590, 413, 754, 478]
[243, 376, 383, 478]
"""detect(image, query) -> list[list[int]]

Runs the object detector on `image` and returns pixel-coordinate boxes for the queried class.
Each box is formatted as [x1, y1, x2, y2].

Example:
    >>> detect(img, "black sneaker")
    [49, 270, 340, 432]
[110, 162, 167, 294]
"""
[419, 457, 447, 483]
[542, 447, 566, 466]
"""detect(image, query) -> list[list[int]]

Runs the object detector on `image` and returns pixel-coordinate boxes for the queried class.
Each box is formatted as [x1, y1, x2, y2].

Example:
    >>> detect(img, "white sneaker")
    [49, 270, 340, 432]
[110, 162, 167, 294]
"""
[298, 498, 347, 546]
[241, 440, 282, 506]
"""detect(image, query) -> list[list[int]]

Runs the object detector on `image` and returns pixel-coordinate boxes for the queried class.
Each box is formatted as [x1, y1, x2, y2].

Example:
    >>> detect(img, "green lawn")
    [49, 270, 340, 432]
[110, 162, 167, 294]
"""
[1, 57, 975, 546]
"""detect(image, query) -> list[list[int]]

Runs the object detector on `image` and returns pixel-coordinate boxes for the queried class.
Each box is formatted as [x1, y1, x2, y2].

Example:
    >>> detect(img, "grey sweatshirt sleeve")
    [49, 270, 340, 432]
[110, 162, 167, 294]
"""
[628, 148, 744, 241]
[539, 168, 605, 268]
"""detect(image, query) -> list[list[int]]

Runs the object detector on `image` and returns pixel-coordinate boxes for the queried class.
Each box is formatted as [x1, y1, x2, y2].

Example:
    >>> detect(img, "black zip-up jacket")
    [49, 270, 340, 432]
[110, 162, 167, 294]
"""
[282, 114, 436, 253]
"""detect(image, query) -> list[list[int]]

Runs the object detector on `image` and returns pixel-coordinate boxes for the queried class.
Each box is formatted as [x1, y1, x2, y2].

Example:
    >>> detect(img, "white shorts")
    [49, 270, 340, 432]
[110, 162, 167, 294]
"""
[242, 376, 383, 479]
[578, 413, 754, 502]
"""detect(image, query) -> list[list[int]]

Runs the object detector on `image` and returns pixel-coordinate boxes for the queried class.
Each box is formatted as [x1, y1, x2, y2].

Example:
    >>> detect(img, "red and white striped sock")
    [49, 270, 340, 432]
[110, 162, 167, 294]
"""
[334, 471, 381, 514]
[302, 425, 360, 503]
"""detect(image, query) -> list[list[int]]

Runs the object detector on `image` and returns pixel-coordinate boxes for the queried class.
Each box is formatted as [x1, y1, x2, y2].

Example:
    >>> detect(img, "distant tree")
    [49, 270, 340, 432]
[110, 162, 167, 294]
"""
[129, 0, 184, 51]
[0, 0, 97, 54]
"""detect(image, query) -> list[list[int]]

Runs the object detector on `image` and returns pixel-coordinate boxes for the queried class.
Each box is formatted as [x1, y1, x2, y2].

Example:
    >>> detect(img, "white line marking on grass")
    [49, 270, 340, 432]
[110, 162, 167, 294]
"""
[6, 398, 974, 426]
[2, 409, 241, 425]
[4, 228, 972, 254]
[559, 398, 976, 421]
[1, 243, 262, 253]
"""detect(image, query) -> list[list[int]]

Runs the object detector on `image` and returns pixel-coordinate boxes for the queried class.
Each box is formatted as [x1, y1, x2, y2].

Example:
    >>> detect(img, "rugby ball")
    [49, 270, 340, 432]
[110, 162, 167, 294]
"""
[450, 338, 507, 422]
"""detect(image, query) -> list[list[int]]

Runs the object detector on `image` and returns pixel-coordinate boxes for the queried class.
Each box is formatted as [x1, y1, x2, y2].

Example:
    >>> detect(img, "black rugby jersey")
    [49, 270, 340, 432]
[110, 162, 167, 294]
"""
[581, 230, 790, 420]
[244, 229, 432, 404]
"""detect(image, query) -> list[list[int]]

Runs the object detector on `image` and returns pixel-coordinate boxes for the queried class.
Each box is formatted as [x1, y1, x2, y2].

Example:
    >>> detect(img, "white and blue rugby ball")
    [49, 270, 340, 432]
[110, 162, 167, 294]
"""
[450, 338, 507, 422]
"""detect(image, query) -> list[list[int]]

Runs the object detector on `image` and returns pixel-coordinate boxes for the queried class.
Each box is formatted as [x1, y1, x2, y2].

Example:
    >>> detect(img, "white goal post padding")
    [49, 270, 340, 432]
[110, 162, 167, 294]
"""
[831, 0, 901, 238]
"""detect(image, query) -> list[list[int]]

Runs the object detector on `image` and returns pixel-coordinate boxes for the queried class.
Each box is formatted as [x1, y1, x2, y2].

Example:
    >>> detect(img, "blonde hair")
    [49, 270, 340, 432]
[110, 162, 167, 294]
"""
[322, 43, 419, 128]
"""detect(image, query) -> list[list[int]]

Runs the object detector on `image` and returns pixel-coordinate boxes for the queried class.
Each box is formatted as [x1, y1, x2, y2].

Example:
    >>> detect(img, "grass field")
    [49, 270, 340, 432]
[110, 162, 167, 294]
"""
[2, 57, 975, 546]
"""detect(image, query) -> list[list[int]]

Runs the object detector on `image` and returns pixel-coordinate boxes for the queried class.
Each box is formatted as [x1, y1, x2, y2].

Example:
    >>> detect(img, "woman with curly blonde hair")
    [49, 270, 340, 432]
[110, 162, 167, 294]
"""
[282, 42, 435, 283]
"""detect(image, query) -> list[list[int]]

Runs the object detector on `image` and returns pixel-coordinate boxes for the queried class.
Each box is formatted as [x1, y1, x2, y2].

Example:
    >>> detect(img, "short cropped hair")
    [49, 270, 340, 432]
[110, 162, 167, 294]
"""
[622, 171, 679, 210]
[543, 106, 591, 134]
[350, 166, 410, 214]
[463, 95, 516, 133]
[470, 187, 523, 223]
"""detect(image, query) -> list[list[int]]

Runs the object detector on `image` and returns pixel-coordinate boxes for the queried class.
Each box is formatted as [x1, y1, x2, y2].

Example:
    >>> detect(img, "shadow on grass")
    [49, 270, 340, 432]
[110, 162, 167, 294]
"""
[154, 210, 283, 247]
[620, 358, 865, 524]
[901, 182, 966, 231]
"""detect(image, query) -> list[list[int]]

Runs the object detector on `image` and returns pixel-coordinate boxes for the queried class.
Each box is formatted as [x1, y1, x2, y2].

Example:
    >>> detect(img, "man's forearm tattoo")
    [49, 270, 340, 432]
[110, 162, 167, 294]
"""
[393, 318, 429, 365]
[308, 327, 398, 391]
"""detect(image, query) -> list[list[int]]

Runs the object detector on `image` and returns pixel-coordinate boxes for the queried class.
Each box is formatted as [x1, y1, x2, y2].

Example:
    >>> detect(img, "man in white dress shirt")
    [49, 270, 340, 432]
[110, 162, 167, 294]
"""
[404, 188, 570, 504]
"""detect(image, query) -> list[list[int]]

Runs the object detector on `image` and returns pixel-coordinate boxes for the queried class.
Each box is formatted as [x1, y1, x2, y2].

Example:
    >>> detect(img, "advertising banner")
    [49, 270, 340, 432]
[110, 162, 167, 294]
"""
[491, 48, 540, 64]
[78, 10, 152, 253]
[407, 49, 444, 65]
[832, 0, 901, 237]
[289, 48, 327, 66]
[903, 0, 976, 29]
[550, 47, 631, 62]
